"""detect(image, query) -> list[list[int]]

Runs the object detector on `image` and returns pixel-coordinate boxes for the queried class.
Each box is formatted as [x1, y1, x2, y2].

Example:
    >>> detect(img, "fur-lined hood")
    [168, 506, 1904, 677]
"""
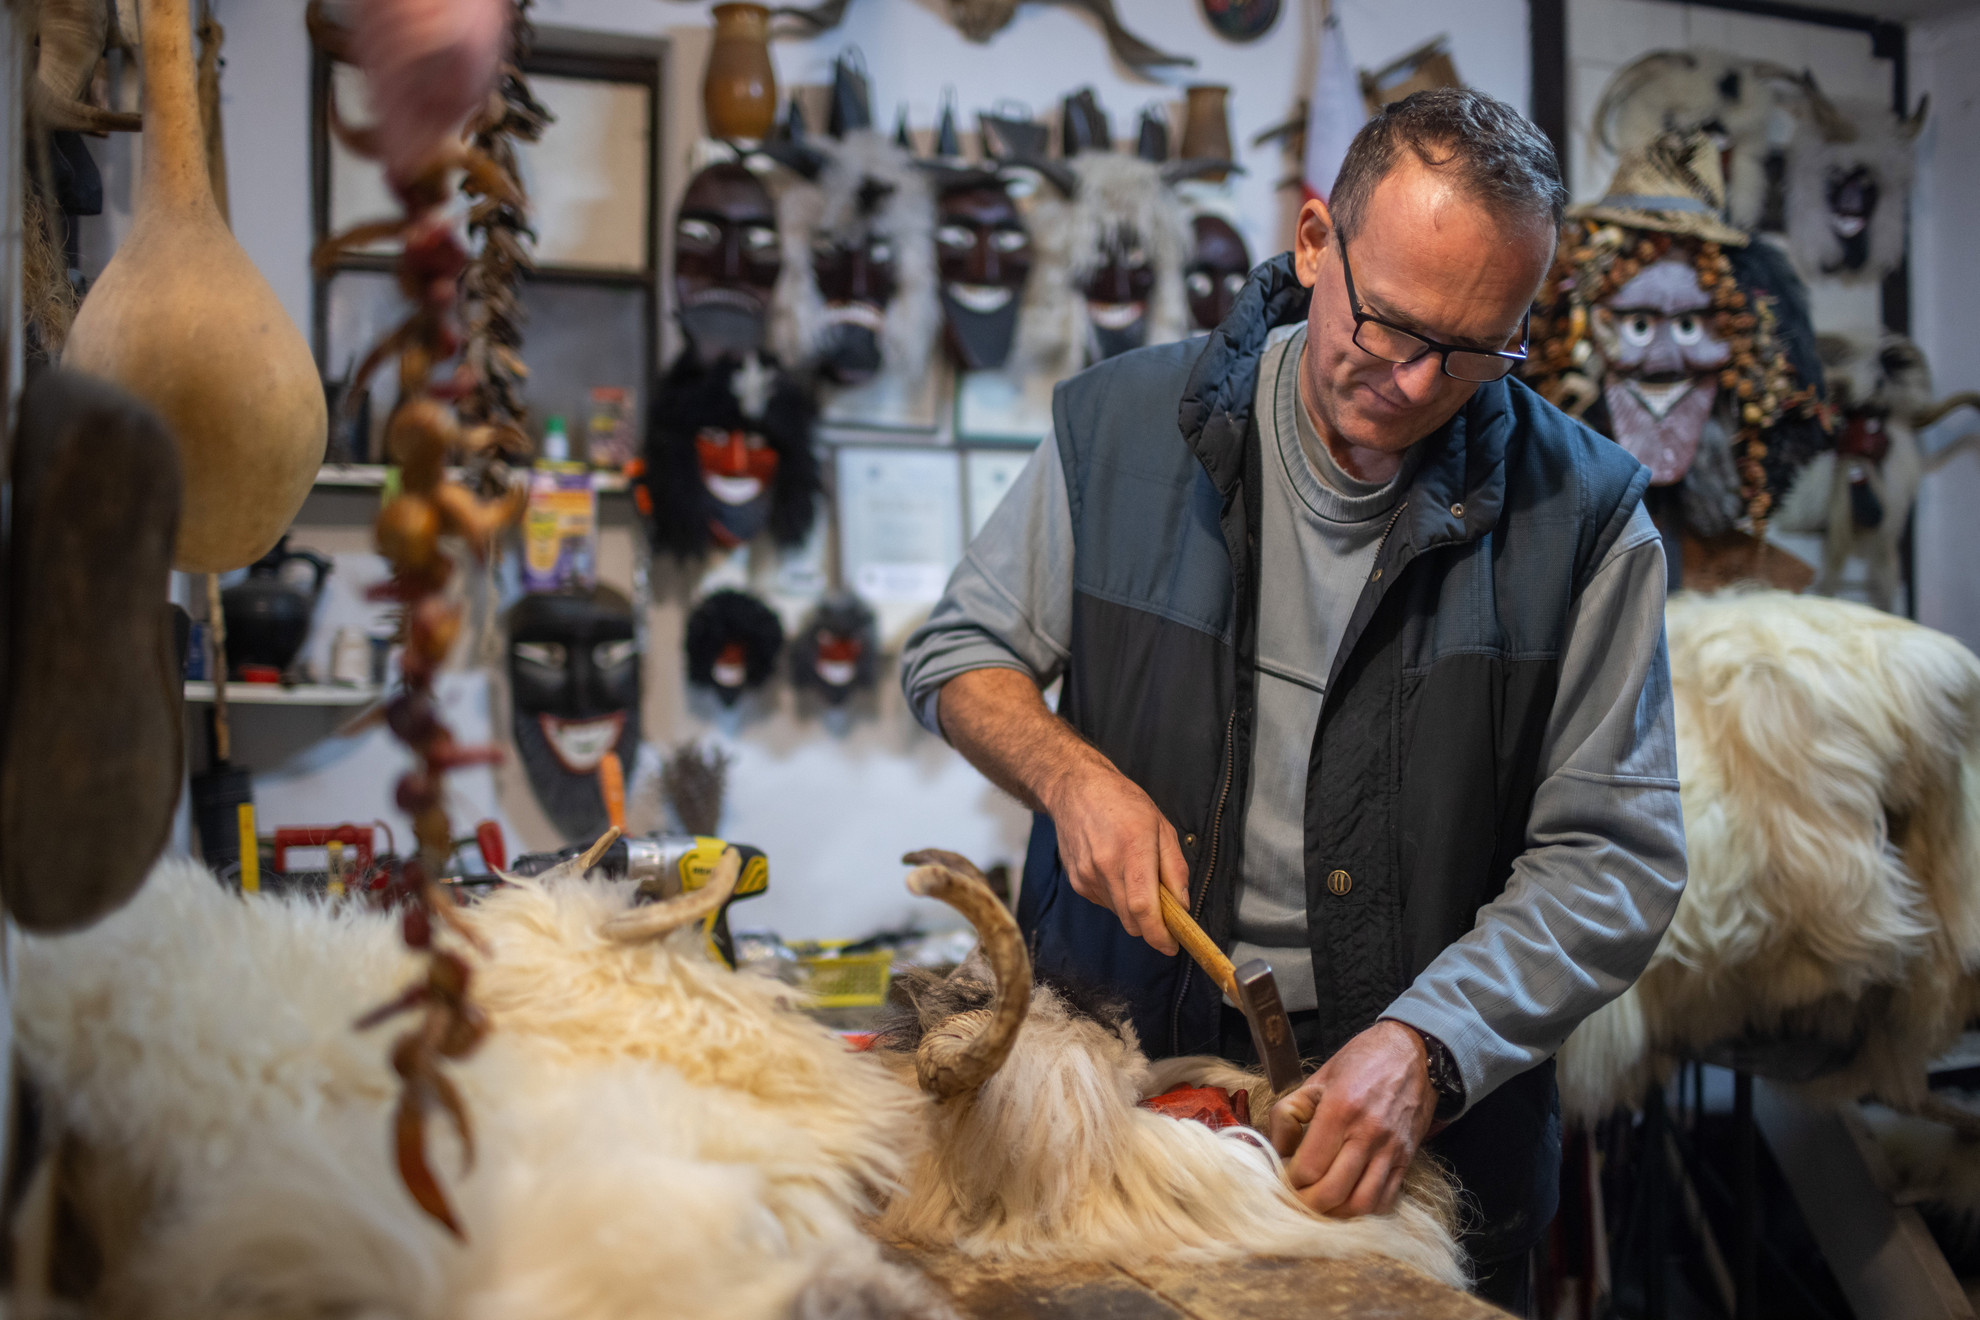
[1016, 152, 1193, 380]
[769, 131, 939, 386]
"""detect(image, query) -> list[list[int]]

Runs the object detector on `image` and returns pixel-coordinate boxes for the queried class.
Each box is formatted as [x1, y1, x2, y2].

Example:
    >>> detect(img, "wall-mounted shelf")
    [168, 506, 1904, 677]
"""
[315, 464, 630, 494]
[184, 681, 381, 707]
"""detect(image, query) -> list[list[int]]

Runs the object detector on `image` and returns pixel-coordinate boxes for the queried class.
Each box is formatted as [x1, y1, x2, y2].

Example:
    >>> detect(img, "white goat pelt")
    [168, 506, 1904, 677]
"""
[14, 859, 943, 1320]
[1014, 152, 1191, 380]
[770, 130, 939, 387]
[1559, 591, 1980, 1123]
[1592, 49, 1794, 229]
[870, 974, 1467, 1287]
[1785, 93, 1923, 285]
[17, 859, 1471, 1313]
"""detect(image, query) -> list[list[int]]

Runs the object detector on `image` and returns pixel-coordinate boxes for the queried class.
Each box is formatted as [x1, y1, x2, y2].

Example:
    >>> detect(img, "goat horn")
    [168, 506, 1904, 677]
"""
[904, 862, 1031, 1099]
[600, 844, 740, 944]
[901, 848, 989, 884]
[1915, 392, 1980, 429]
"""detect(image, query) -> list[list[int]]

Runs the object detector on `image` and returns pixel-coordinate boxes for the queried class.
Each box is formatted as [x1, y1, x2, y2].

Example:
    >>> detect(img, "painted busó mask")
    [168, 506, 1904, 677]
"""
[1186, 215, 1250, 332]
[641, 350, 820, 561]
[1589, 256, 1731, 486]
[674, 163, 782, 362]
[791, 595, 879, 707]
[810, 182, 899, 384]
[1083, 228, 1156, 361]
[508, 589, 641, 842]
[685, 590, 784, 708]
[936, 180, 1031, 371]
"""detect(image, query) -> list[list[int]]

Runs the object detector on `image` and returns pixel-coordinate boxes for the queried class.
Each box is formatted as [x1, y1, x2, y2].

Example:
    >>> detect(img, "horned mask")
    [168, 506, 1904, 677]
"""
[770, 132, 939, 389]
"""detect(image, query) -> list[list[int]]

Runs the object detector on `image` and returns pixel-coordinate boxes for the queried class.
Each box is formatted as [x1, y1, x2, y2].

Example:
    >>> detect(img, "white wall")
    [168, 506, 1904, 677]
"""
[1910, 7, 1980, 653]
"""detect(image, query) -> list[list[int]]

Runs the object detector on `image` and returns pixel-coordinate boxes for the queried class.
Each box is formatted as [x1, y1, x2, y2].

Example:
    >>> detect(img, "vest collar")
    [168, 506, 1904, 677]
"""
[1177, 251, 1514, 551]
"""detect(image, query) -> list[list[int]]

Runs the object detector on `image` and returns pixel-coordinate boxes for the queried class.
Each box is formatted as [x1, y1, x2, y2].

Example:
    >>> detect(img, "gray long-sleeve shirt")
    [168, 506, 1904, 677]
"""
[901, 343, 1685, 1116]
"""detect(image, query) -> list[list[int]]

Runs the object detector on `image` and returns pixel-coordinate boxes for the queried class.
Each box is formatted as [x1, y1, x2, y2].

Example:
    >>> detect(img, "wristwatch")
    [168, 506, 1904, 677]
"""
[1392, 1021, 1466, 1122]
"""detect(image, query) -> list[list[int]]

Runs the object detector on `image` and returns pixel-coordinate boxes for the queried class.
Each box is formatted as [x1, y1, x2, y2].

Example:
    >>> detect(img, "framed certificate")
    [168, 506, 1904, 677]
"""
[835, 446, 965, 644]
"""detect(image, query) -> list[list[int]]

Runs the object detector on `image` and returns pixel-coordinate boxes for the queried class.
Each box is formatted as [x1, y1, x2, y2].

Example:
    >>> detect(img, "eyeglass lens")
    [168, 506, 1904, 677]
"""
[1351, 321, 1516, 382]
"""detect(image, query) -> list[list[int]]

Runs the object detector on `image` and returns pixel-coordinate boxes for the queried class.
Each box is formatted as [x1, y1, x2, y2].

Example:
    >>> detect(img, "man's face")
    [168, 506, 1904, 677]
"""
[936, 183, 1031, 370]
[675, 164, 781, 360]
[1294, 157, 1552, 456]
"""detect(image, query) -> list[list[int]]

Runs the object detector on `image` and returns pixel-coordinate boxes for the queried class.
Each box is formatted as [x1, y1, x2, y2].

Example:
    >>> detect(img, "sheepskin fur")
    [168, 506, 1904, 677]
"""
[770, 131, 939, 388]
[17, 860, 1470, 1314]
[1559, 591, 1980, 1122]
[1014, 152, 1192, 381]
[871, 972, 1467, 1286]
[14, 859, 940, 1320]
[1786, 94, 1921, 286]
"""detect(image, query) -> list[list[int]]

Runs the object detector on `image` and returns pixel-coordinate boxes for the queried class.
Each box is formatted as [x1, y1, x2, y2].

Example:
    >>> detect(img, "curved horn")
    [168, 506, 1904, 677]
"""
[600, 844, 741, 944]
[903, 860, 1031, 1099]
[1796, 70, 1856, 144]
[1915, 392, 1980, 429]
[1593, 50, 1696, 153]
[902, 847, 990, 883]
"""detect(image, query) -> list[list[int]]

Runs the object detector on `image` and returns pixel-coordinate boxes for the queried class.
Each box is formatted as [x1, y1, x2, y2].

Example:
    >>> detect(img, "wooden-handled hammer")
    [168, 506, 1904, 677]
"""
[1158, 886, 1304, 1096]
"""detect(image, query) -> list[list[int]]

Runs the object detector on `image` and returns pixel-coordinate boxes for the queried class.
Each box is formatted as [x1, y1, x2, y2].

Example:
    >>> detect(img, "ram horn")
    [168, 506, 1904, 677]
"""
[1915, 392, 1980, 429]
[600, 844, 741, 944]
[901, 850, 1031, 1099]
[1796, 70, 1858, 144]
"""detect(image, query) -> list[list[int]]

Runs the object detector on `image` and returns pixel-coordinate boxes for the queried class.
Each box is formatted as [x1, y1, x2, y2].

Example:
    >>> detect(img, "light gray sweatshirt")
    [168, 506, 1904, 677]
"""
[900, 332, 1686, 1116]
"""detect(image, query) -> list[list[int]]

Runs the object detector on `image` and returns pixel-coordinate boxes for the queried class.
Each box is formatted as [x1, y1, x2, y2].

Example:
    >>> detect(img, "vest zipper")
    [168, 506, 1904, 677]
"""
[1373, 499, 1408, 575]
[1171, 704, 1238, 1054]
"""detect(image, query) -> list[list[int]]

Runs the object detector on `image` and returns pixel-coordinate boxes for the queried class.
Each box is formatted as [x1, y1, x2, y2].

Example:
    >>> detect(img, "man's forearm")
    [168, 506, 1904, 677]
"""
[937, 668, 1105, 816]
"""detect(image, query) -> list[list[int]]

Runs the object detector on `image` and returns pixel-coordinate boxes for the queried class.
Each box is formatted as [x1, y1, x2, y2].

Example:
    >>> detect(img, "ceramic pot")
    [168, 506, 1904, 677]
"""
[222, 537, 331, 675]
[703, 4, 776, 140]
[1179, 85, 1233, 182]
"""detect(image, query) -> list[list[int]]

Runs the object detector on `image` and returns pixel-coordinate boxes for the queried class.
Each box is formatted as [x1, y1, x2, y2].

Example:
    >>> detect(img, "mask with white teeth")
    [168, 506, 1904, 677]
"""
[935, 179, 1031, 370]
[1589, 255, 1731, 485]
[1082, 229, 1156, 361]
[508, 588, 641, 842]
[674, 163, 782, 363]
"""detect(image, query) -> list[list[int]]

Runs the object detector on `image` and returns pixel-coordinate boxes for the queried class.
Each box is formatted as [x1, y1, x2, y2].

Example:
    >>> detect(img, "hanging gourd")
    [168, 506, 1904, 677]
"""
[64, 0, 326, 574]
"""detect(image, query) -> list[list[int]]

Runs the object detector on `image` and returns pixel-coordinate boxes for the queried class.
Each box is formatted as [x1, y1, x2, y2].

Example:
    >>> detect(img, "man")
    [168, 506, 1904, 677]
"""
[900, 89, 1685, 1310]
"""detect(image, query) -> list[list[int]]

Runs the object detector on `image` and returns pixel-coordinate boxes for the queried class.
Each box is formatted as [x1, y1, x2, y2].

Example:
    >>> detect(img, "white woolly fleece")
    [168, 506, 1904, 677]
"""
[1559, 590, 1980, 1122]
[14, 860, 939, 1320]
[769, 131, 940, 389]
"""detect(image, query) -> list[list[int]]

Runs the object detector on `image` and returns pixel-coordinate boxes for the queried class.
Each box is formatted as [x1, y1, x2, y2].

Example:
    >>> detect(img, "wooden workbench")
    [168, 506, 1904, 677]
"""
[891, 1248, 1511, 1319]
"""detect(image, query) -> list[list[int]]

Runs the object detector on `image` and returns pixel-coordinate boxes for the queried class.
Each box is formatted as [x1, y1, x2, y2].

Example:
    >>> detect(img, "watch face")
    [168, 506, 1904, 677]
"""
[1200, 0, 1280, 42]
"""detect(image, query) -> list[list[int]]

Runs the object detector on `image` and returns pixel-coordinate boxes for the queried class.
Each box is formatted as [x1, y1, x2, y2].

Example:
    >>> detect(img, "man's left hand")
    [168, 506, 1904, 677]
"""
[1265, 1020, 1437, 1216]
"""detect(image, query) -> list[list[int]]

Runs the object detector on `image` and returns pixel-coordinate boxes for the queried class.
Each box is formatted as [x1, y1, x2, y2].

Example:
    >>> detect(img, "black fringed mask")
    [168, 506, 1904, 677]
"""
[790, 595, 879, 706]
[642, 350, 819, 558]
[685, 590, 784, 707]
[508, 588, 640, 842]
[675, 163, 782, 363]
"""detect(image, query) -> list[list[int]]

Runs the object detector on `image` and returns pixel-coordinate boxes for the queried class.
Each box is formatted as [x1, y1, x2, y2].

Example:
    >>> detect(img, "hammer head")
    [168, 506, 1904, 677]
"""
[1231, 958, 1303, 1096]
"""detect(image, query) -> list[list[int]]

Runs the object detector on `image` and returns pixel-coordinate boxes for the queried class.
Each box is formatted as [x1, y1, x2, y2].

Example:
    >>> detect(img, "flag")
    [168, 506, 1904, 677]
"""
[1302, 9, 1366, 202]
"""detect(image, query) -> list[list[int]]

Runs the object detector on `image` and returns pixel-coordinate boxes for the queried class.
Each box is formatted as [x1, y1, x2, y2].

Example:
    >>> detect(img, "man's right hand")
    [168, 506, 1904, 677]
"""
[1039, 760, 1190, 957]
[938, 668, 1190, 957]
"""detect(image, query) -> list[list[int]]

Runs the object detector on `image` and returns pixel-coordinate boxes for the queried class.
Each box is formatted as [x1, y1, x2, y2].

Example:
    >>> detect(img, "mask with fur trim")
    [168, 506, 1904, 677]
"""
[771, 132, 938, 392]
[508, 589, 640, 841]
[685, 590, 785, 707]
[790, 595, 879, 706]
[641, 351, 820, 560]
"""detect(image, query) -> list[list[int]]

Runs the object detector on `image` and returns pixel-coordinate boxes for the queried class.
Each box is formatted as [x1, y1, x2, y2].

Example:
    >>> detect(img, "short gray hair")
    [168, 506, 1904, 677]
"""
[1329, 88, 1566, 245]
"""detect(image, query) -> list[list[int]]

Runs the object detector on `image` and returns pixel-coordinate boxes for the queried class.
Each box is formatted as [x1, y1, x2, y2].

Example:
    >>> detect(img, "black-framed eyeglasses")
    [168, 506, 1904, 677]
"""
[1338, 238, 1529, 383]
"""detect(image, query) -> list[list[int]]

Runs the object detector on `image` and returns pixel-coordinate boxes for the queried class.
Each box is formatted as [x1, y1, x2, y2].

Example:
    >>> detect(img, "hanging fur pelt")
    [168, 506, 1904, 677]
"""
[1558, 590, 1980, 1124]
[1015, 151, 1192, 381]
[1785, 78, 1927, 285]
[13, 853, 1468, 1314]
[1591, 49, 1799, 230]
[770, 130, 939, 389]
